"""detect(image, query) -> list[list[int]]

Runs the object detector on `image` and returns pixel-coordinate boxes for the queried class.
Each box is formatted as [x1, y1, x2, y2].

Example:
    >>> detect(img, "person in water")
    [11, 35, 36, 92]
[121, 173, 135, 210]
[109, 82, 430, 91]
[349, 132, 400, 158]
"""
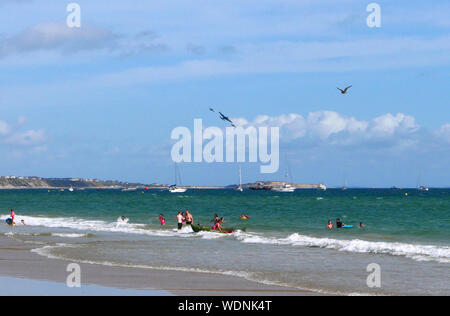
[240, 214, 250, 220]
[212, 217, 225, 232]
[10, 209, 15, 221]
[185, 210, 193, 225]
[359, 222, 364, 228]
[20, 219, 27, 226]
[121, 216, 127, 222]
[176, 211, 183, 232]
[152, 214, 166, 226]
[326, 220, 333, 229]
[336, 218, 345, 228]
[211, 214, 219, 224]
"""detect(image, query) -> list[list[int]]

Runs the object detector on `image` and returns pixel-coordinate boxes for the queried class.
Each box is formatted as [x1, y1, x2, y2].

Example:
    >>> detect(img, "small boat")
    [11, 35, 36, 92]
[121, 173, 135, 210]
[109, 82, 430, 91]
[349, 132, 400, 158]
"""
[168, 186, 187, 193]
[121, 187, 137, 192]
[68, 187, 74, 192]
[191, 224, 244, 234]
[169, 163, 187, 193]
[272, 184, 295, 193]
[417, 172, 429, 191]
[235, 166, 244, 192]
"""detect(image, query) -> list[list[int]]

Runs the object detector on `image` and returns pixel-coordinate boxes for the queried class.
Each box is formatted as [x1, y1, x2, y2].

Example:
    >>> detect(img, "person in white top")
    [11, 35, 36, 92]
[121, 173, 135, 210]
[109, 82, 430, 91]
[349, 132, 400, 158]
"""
[176, 211, 183, 232]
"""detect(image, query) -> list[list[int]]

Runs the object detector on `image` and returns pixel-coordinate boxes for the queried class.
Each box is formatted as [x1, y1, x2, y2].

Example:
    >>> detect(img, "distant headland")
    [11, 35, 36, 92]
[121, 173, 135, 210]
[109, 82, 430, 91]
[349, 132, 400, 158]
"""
[0, 176, 326, 191]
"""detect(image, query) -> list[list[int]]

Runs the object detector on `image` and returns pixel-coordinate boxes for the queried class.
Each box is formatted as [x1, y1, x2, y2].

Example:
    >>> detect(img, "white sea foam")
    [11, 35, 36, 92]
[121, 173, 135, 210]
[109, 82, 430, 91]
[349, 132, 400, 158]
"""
[236, 232, 450, 263]
[4, 214, 449, 263]
[51, 233, 90, 238]
[1, 214, 189, 238]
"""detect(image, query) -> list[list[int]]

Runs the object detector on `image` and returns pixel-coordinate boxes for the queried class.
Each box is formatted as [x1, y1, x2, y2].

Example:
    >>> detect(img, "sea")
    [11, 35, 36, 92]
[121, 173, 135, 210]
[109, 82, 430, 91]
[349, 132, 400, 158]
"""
[1, 188, 449, 295]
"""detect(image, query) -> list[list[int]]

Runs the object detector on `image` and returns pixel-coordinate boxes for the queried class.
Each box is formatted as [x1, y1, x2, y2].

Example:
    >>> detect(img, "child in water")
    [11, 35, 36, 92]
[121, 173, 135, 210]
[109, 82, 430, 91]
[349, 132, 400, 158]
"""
[240, 214, 250, 220]
[153, 214, 166, 226]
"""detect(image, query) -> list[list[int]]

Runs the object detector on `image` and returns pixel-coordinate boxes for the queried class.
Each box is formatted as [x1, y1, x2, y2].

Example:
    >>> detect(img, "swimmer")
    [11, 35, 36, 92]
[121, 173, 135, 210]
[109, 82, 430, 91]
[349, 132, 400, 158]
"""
[336, 218, 345, 228]
[212, 217, 225, 232]
[210, 214, 219, 224]
[152, 214, 166, 226]
[326, 220, 333, 229]
[240, 214, 250, 220]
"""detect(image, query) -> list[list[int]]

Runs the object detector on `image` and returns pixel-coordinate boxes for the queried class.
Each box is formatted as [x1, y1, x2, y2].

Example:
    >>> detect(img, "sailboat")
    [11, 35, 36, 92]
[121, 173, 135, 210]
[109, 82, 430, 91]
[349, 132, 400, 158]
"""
[272, 166, 295, 193]
[68, 186, 74, 192]
[169, 164, 187, 193]
[417, 172, 429, 191]
[235, 166, 244, 192]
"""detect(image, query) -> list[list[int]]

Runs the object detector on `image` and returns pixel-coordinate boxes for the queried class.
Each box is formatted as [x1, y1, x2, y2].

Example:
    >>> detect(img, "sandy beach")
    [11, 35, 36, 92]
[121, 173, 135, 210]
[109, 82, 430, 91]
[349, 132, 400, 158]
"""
[0, 235, 317, 296]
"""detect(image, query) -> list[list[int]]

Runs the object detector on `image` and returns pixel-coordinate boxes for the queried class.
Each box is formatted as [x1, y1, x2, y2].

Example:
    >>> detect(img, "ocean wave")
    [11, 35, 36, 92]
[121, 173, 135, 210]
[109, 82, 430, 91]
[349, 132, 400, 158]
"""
[3, 214, 449, 263]
[31, 244, 370, 296]
[1, 214, 193, 238]
[51, 233, 92, 238]
[235, 232, 450, 263]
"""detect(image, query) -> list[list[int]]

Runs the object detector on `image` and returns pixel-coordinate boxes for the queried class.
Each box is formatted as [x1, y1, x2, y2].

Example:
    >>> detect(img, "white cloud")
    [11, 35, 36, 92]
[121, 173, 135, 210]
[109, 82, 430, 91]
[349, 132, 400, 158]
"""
[0, 117, 45, 147]
[0, 22, 117, 58]
[6, 129, 45, 146]
[235, 111, 422, 146]
[0, 120, 11, 135]
[437, 123, 450, 143]
[369, 113, 419, 137]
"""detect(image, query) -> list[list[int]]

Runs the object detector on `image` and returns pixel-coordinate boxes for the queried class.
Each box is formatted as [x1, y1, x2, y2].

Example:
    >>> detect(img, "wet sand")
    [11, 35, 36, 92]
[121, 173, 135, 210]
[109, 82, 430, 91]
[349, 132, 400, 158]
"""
[0, 235, 318, 296]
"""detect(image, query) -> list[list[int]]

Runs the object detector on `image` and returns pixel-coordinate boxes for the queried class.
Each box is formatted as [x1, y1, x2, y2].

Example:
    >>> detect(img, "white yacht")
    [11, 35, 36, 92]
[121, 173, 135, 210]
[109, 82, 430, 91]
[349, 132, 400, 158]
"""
[68, 187, 74, 192]
[169, 186, 187, 193]
[272, 184, 295, 193]
[121, 187, 137, 192]
[272, 164, 296, 193]
[169, 163, 187, 193]
[235, 166, 244, 192]
[417, 172, 429, 191]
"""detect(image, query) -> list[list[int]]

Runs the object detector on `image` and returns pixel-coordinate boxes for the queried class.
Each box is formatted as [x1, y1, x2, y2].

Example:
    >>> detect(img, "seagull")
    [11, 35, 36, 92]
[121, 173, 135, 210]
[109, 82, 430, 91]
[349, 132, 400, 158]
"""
[337, 85, 352, 94]
[209, 108, 236, 127]
[219, 112, 236, 127]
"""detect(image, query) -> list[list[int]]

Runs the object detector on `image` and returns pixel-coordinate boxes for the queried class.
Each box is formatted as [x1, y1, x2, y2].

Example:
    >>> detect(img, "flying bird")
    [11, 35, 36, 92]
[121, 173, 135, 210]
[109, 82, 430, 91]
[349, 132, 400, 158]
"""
[219, 112, 236, 127]
[209, 108, 236, 127]
[337, 85, 352, 94]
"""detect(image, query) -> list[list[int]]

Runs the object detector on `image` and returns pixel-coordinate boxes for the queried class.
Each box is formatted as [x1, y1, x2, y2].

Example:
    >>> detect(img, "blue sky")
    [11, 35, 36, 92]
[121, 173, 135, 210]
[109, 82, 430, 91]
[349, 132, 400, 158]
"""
[0, 0, 449, 187]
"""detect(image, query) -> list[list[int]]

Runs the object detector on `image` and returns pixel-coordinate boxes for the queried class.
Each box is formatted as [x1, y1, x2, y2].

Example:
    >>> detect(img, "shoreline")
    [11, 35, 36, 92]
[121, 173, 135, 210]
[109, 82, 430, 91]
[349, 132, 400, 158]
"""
[0, 235, 319, 296]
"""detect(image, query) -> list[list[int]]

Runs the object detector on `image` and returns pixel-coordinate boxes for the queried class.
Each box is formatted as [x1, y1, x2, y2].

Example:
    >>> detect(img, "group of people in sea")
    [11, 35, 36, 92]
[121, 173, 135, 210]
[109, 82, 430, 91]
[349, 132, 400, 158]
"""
[5, 209, 27, 226]
[149, 211, 251, 233]
[326, 218, 364, 229]
[175, 210, 194, 231]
